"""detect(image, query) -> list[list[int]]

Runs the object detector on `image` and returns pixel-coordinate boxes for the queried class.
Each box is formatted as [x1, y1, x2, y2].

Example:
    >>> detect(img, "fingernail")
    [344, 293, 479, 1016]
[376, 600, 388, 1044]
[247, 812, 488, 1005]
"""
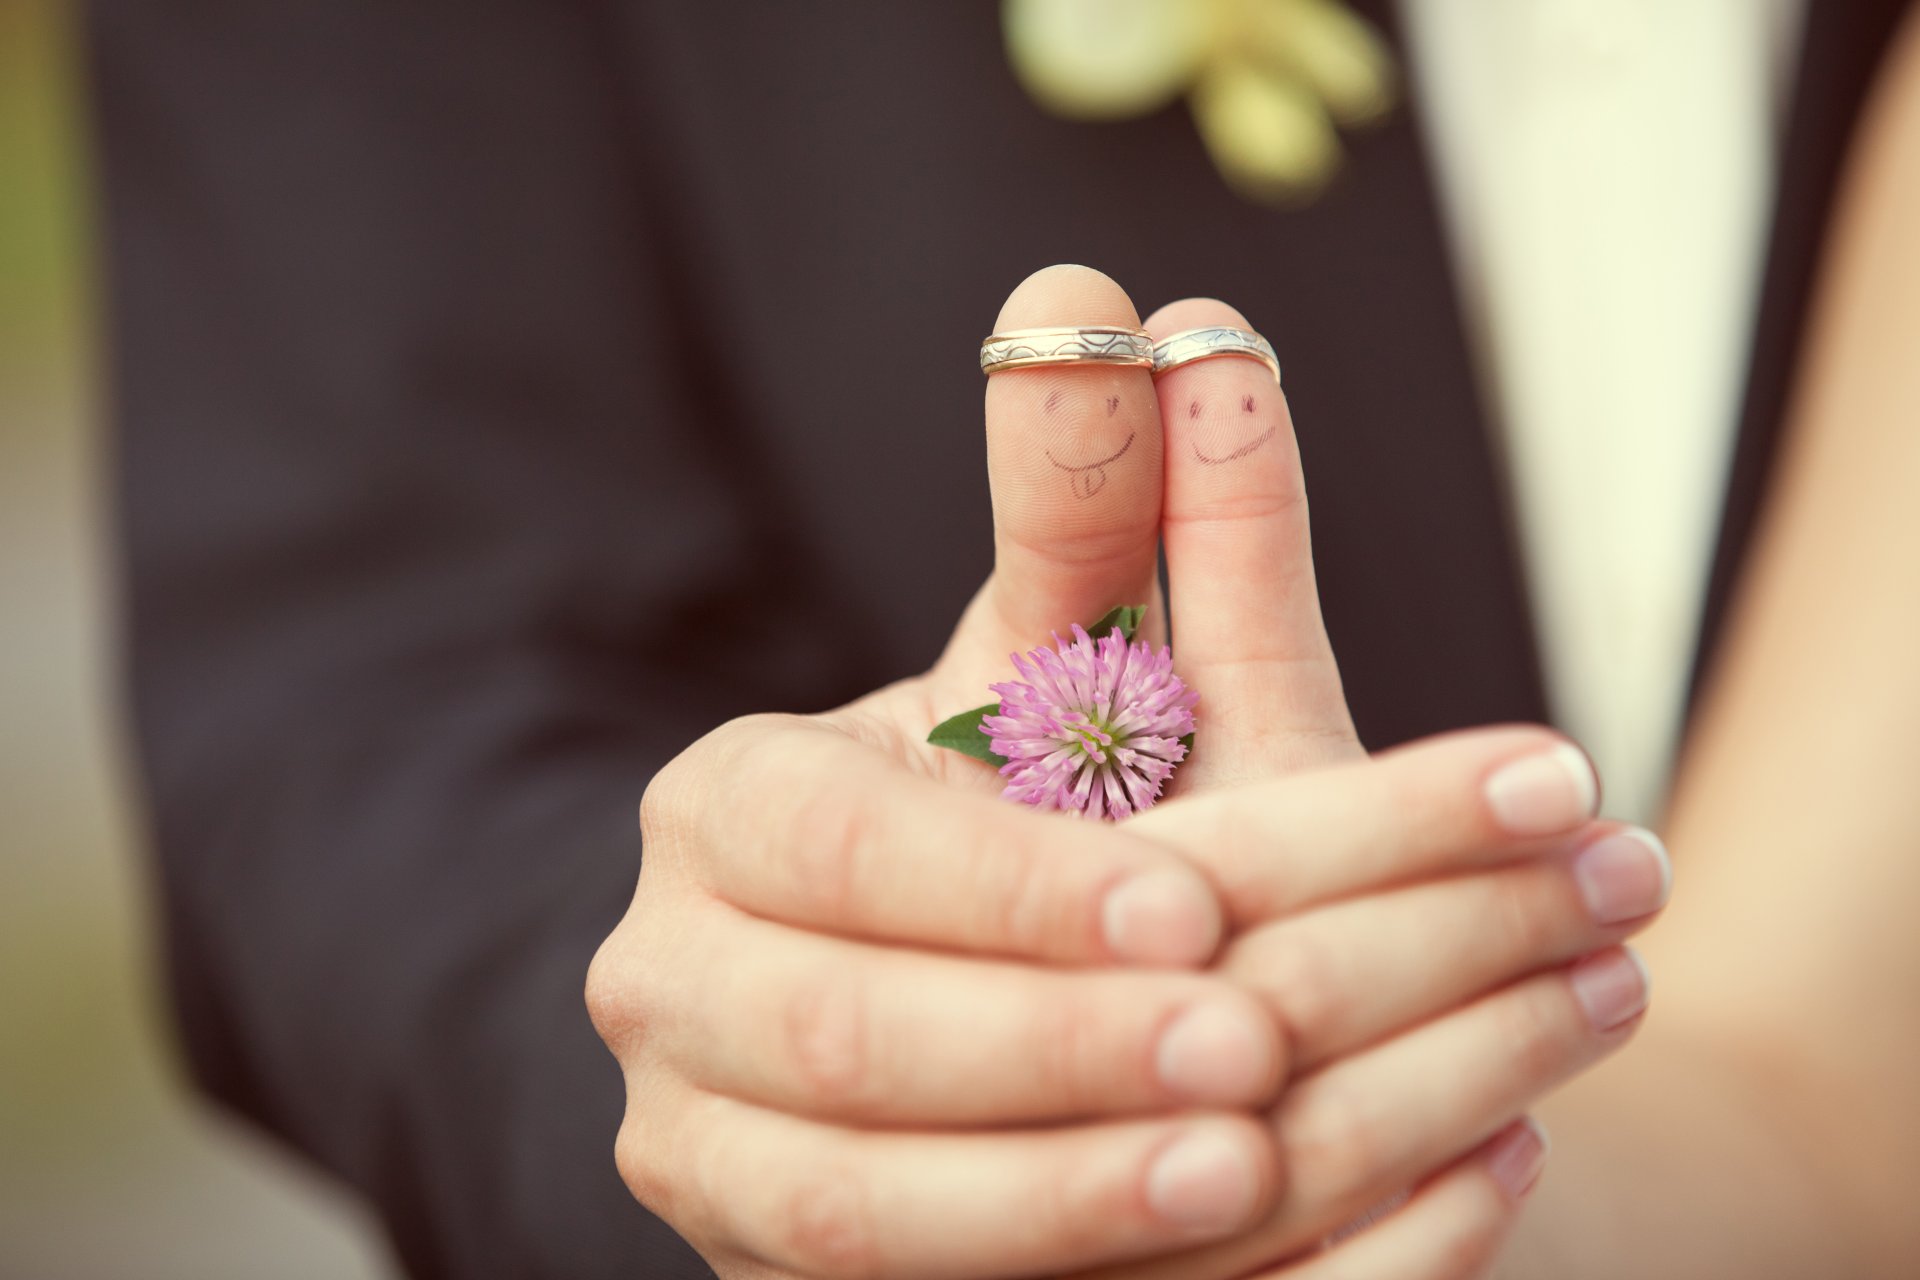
[1569, 948, 1651, 1031]
[1103, 869, 1220, 964]
[1572, 828, 1672, 924]
[1487, 1118, 1550, 1200]
[1146, 1126, 1261, 1234]
[1484, 743, 1599, 836]
[1155, 1003, 1275, 1102]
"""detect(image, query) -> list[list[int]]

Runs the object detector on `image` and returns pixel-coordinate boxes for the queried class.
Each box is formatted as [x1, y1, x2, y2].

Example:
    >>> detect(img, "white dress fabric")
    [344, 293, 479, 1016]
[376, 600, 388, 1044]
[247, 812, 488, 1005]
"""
[1396, 0, 1808, 824]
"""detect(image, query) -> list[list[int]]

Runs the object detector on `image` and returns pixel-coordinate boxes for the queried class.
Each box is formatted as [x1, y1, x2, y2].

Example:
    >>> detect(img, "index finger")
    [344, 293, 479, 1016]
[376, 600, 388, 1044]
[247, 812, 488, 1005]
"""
[647, 715, 1226, 967]
[1126, 725, 1600, 927]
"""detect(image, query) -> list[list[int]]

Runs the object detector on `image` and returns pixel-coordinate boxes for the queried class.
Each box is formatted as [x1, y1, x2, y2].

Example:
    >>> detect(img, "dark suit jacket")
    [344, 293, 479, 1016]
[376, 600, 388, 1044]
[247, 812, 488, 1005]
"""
[86, 3, 1913, 1276]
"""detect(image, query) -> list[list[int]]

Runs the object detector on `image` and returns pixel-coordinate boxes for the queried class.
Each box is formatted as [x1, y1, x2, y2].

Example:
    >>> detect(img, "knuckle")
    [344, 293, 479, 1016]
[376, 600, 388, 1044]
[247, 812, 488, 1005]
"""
[1031, 1123, 1177, 1254]
[613, 1118, 680, 1223]
[1163, 475, 1306, 529]
[1428, 1190, 1508, 1278]
[727, 713, 825, 797]
[970, 837, 1059, 954]
[1250, 924, 1340, 1057]
[612, 1122, 650, 1196]
[584, 935, 634, 1046]
[1030, 982, 1102, 1106]
[776, 1161, 881, 1279]
[586, 899, 679, 1060]
[1028, 1166, 1097, 1258]
[786, 784, 871, 922]
[1488, 868, 1556, 959]
[1378, 746, 1461, 838]
[998, 514, 1155, 568]
[710, 710, 797, 759]
[648, 714, 806, 846]
[1496, 982, 1577, 1085]
[639, 750, 701, 854]
[1268, 718, 1365, 773]
[1281, 1080, 1390, 1200]
[637, 768, 672, 841]
[782, 963, 874, 1112]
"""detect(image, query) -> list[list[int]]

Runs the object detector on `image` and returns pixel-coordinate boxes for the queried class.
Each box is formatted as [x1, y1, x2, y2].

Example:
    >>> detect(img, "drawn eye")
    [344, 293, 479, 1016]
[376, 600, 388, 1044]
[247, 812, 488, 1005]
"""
[1242, 395, 1256, 413]
[1106, 396, 1120, 416]
[1044, 389, 1064, 413]
[1188, 400, 1203, 420]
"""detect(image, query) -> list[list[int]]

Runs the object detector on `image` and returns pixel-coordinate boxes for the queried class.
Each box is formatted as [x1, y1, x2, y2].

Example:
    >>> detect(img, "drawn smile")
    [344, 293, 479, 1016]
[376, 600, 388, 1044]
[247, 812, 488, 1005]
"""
[1046, 432, 1136, 500]
[1193, 424, 1277, 465]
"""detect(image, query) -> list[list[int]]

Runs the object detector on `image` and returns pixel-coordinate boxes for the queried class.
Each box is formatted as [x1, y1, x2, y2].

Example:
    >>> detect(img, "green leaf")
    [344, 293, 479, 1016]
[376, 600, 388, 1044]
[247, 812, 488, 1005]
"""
[1179, 732, 1195, 755]
[1085, 603, 1147, 642]
[927, 702, 1009, 767]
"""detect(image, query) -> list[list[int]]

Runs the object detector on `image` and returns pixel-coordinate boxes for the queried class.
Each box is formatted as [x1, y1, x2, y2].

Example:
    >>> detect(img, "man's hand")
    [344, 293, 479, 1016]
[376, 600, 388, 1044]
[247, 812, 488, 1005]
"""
[591, 715, 1661, 1279]
[589, 265, 1278, 1278]
[590, 716, 1290, 1278]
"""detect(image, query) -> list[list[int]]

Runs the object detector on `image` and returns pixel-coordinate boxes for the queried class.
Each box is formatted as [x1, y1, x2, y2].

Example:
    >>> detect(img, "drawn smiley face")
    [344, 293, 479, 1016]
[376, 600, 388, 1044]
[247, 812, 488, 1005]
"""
[1043, 387, 1137, 499]
[1188, 392, 1278, 465]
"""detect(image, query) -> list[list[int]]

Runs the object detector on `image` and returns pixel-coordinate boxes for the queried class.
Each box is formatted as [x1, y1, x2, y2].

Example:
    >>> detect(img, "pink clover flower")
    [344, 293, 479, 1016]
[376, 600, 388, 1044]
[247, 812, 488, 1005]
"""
[983, 624, 1198, 821]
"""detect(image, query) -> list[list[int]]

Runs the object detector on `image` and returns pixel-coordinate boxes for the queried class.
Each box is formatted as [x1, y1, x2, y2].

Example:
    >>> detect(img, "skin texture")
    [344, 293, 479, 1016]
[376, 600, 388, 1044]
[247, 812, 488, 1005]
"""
[1490, 12, 1920, 1278]
[589, 265, 1669, 1278]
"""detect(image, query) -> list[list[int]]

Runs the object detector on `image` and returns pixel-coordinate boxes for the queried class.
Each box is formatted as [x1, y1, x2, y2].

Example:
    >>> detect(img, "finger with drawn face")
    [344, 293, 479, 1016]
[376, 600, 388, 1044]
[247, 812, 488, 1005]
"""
[934, 265, 1167, 694]
[1144, 297, 1362, 787]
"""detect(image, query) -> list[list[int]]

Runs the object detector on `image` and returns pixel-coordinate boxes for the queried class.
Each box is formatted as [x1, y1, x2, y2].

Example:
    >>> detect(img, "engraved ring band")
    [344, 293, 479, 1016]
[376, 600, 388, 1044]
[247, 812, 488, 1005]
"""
[979, 325, 1156, 376]
[1151, 326, 1283, 384]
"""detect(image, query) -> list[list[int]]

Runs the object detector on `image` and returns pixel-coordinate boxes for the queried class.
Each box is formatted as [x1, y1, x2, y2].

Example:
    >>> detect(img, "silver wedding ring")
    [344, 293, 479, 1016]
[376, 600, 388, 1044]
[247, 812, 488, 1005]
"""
[979, 325, 1155, 376]
[1151, 326, 1282, 383]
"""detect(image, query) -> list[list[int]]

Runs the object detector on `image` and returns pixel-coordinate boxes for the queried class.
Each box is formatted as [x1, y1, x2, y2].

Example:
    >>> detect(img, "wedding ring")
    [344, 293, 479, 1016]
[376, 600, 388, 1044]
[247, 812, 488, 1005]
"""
[979, 325, 1155, 376]
[1150, 326, 1282, 383]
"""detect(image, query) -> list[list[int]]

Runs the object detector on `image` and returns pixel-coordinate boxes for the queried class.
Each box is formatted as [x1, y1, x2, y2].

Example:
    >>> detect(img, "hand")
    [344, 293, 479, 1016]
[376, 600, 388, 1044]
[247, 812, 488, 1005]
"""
[588, 718, 1654, 1280]
[587, 266, 1669, 1279]
[1054, 289, 1669, 1278]
[587, 265, 1276, 1280]
[1067, 741, 1663, 1280]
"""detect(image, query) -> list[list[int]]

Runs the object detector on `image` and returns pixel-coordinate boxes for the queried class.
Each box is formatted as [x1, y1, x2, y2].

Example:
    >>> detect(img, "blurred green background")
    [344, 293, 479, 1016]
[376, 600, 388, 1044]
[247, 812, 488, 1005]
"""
[1, 4, 394, 1273]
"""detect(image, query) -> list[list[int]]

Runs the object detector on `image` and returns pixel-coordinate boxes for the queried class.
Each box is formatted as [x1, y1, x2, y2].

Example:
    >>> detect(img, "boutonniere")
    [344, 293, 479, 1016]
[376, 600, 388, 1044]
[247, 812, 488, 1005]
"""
[930, 606, 1198, 821]
[1002, 0, 1396, 204]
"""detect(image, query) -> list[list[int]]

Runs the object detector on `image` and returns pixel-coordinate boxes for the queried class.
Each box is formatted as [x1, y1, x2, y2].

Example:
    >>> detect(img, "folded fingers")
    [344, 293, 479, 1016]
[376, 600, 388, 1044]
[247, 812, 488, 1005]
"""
[1252, 1121, 1546, 1280]
[1270, 951, 1641, 1253]
[1072, 950, 1647, 1280]
[1224, 823, 1670, 1073]
[619, 1080, 1280, 1280]
[653, 908, 1284, 1125]
[648, 715, 1226, 967]
[1128, 724, 1601, 928]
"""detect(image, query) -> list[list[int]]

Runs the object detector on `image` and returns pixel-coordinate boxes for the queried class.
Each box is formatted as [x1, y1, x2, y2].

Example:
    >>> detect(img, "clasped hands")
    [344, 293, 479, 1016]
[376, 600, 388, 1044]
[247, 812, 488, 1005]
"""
[588, 267, 1671, 1280]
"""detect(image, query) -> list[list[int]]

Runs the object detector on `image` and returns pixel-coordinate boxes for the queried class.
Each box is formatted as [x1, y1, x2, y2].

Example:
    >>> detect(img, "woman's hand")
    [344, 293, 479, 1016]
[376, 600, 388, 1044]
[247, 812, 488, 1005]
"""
[1067, 745, 1661, 1280]
[1057, 289, 1668, 1279]
[587, 266, 1669, 1278]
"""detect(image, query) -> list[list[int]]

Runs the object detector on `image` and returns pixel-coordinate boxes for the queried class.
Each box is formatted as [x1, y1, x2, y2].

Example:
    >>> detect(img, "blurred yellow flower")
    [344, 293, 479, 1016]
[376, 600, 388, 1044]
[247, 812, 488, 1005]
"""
[1002, 0, 1396, 204]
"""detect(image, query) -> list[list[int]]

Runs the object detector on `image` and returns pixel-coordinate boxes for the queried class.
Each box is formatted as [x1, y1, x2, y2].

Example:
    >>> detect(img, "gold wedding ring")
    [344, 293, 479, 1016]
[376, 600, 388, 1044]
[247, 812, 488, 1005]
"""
[979, 325, 1155, 376]
[1150, 326, 1282, 383]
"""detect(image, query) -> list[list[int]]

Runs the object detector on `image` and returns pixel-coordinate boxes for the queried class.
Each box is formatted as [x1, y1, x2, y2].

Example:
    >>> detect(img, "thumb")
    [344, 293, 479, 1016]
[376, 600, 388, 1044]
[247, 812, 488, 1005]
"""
[934, 264, 1168, 697]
